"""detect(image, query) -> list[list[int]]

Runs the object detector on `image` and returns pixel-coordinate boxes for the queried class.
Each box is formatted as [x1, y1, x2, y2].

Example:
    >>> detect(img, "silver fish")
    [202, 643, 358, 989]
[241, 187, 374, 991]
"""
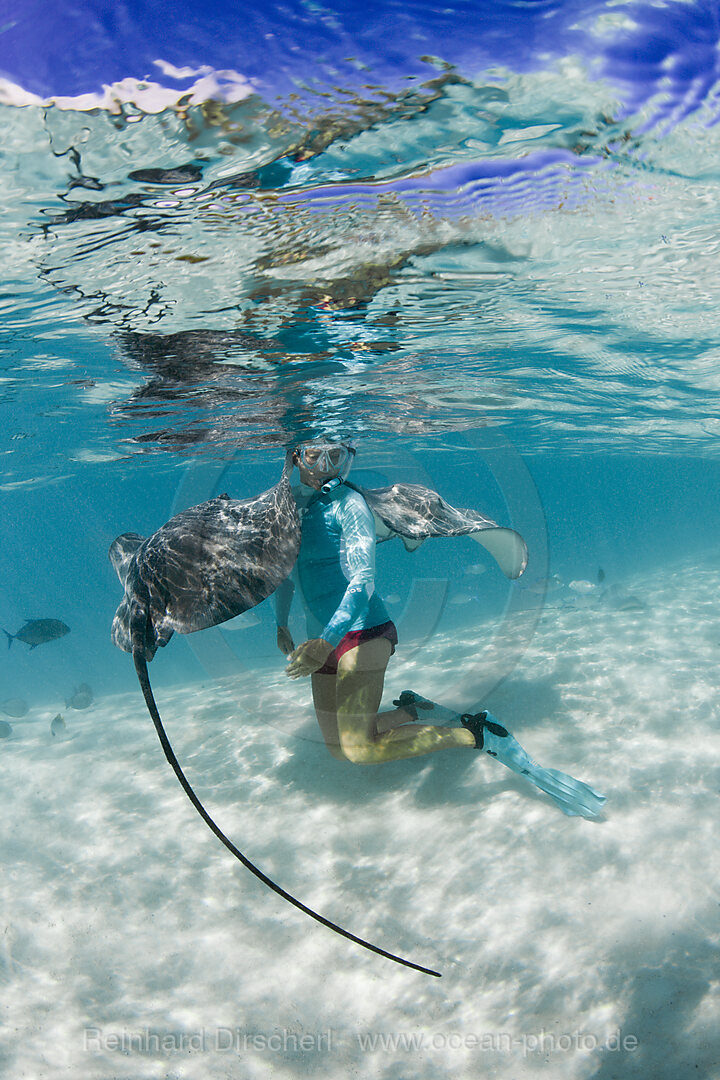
[1, 697, 28, 717]
[568, 580, 597, 594]
[523, 574, 563, 595]
[464, 562, 488, 576]
[51, 714, 67, 738]
[65, 683, 94, 709]
[4, 619, 70, 650]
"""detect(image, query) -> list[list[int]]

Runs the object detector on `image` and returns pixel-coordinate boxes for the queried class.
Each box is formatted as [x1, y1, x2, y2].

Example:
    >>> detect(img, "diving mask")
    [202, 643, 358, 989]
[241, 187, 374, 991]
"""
[296, 441, 355, 490]
[298, 442, 353, 473]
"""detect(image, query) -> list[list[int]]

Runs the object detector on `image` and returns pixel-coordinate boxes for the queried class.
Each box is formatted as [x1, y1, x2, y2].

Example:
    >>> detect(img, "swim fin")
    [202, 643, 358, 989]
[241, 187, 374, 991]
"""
[460, 711, 606, 819]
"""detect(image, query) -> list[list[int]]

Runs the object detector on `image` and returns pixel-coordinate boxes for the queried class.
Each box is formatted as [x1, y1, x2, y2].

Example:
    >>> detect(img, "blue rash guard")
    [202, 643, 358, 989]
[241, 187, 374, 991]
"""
[274, 481, 391, 647]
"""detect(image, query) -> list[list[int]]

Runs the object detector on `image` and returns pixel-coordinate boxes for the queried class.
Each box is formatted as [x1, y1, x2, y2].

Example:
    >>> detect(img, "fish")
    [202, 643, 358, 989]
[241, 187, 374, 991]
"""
[4, 619, 70, 650]
[464, 562, 488, 576]
[449, 590, 477, 605]
[384, 593, 402, 605]
[50, 713, 67, 738]
[109, 452, 528, 978]
[521, 574, 563, 595]
[1, 697, 28, 717]
[568, 580, 597, 594]
[65, 684, 94, 709]
[0, 720, 12, 739]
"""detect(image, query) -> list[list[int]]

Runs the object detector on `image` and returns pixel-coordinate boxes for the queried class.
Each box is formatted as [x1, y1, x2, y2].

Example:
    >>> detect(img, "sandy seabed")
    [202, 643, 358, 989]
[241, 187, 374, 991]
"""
[1, 555, 719, 1080]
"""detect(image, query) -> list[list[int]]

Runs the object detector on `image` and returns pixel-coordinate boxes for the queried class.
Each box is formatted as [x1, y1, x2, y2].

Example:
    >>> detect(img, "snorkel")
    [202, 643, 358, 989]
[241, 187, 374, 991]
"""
[319, 448, 354, 492]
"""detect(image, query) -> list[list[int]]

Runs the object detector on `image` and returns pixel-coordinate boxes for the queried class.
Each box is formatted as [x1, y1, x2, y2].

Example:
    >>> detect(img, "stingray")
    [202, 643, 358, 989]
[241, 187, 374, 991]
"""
[109, 452, 528, 978]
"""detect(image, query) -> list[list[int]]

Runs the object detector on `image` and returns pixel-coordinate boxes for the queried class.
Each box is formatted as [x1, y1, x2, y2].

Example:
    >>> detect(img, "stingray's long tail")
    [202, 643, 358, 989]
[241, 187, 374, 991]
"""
[132, 650, 441, 978]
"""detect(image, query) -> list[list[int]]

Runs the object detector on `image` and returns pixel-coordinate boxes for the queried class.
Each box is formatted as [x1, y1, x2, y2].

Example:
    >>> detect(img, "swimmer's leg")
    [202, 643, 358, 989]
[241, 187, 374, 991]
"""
[310, 671, 345, 760]
[334, 637, 474, 764]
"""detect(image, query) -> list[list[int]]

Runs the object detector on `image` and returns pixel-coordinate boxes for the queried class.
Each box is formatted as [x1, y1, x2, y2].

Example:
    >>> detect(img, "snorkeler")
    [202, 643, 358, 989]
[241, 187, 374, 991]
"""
[275, 439, 605, 819]
[275, 439, 476, 763]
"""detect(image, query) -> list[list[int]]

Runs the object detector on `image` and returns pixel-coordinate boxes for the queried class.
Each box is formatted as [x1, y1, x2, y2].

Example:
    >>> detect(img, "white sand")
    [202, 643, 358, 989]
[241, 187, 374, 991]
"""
[1, 555, 719, 1079]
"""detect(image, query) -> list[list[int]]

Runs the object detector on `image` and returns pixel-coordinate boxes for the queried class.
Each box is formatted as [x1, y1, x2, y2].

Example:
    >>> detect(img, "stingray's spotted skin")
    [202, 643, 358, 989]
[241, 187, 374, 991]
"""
[357, 483, 497, 540]
[111, 456, 301, 660]
[353, 482, 528, 578]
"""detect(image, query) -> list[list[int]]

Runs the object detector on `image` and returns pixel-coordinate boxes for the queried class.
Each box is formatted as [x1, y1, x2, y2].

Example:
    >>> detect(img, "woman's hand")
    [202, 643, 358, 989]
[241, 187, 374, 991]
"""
[276, 626, 295, 656]
[285, 638, 334, 679]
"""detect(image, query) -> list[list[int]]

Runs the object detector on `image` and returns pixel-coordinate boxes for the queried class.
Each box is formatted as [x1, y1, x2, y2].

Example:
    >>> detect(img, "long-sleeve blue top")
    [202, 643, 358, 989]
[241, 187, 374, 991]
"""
[274, 482, 390, 647]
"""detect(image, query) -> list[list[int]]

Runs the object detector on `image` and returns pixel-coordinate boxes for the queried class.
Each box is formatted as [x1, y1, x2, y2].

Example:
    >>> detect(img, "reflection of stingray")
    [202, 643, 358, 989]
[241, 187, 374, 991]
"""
[128, 164, 203, 185]
[117, 328, 290, 395]
[35, 66, 631, 359]
[37, 84, 523, 456]
[107, 284, 421, 450]
[251, 238, 449, 314]
[109, 456, 526, 976]
[112, 328, 306, 452]
[44, 191, 151, 228]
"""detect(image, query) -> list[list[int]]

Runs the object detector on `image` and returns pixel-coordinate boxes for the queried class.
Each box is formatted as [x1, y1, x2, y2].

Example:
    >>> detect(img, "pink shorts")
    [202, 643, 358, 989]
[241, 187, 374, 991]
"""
[315, 620, 398, 676]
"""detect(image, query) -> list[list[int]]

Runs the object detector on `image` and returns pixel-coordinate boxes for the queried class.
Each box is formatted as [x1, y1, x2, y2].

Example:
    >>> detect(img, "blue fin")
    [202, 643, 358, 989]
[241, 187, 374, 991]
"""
[463, 712, 606, 819]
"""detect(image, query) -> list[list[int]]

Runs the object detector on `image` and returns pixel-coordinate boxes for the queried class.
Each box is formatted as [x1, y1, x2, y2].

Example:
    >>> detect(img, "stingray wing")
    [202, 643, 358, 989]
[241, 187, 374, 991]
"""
[110, 467, 301, 659]
[357, 482, 528, 579]
[109, 532, 145, 581]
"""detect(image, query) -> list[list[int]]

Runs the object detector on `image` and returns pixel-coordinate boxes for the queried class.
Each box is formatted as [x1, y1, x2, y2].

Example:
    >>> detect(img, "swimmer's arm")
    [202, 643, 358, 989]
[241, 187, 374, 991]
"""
[274, 575, 295, 628]
[320, 494, 377, 647]
[274, 576, 296, 655]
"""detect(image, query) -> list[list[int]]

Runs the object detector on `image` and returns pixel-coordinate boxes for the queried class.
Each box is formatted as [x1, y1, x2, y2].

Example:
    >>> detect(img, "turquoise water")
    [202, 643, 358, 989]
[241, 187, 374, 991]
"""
[2, 2, 720, 1077]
